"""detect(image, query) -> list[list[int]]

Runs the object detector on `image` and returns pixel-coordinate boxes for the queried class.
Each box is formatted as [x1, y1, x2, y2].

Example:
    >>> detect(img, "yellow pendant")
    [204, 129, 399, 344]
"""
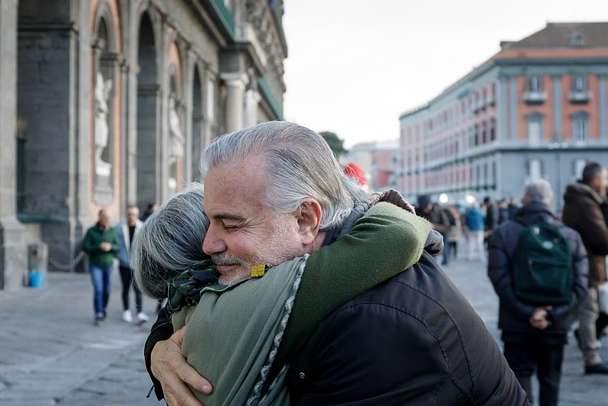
[250, 264, 266, 278]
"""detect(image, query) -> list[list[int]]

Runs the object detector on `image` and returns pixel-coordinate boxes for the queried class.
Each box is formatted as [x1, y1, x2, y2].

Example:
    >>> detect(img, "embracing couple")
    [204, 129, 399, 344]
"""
[133, 122, 529, 405]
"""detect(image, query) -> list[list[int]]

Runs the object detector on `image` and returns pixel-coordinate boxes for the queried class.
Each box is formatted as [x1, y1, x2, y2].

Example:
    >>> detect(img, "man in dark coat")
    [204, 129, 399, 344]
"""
[484, 196, 499, 237]
[145, 122, 529, 406]
[488, 179, 588, 406]
[562, 162, 608, 374]
[417, 195, 452, 264]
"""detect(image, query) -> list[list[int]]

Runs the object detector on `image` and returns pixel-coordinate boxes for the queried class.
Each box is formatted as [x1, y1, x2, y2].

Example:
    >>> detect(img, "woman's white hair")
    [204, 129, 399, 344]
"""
[131, 183, 209, 299]
[202, 121, 367, 230]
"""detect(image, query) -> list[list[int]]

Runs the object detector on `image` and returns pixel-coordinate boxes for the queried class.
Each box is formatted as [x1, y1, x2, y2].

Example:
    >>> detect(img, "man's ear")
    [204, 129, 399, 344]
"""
[296, 199, 322, 245]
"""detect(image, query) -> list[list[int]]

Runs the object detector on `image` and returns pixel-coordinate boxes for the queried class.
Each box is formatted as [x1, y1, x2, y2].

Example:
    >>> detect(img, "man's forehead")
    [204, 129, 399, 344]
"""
[203, 155, 269, 214]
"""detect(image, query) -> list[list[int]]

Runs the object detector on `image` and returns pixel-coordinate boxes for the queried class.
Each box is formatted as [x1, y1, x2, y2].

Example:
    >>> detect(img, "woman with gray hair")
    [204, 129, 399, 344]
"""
[131, 183, 431, 405]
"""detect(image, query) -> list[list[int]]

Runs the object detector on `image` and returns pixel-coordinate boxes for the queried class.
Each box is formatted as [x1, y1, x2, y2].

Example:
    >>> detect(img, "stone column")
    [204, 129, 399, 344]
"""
[244, 87, 261, 127]
[222, 73, 247, 132]
[69, 0, 92, 273]
[183, 49, 196, 184]
[159, 22, 171, 202]
[599, 74, 607, 142]
[0, 0, 26, 289]
[119, 59, 130, 214]
[125, 1, 139, 206]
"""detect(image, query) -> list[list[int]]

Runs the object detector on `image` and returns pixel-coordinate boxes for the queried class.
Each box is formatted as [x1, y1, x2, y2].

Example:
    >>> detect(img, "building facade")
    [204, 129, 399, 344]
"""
[342, 140, 400, 191]
[399, 22, 608, 207]
[0, 0, 287, 289]
[368, 140, 400, 191]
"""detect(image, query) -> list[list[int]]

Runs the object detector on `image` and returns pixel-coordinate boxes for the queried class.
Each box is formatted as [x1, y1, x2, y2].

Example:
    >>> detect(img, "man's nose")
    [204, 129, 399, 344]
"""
[203, 223, 227, 255]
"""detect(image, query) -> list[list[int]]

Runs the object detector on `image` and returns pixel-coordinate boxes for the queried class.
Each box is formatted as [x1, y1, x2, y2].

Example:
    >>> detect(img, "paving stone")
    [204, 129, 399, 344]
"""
[1, 259, 606, 405]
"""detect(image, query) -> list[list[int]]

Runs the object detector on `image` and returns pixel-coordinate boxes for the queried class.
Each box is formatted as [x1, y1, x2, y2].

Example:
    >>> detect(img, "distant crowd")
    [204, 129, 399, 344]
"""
[414, 161, 608, 406]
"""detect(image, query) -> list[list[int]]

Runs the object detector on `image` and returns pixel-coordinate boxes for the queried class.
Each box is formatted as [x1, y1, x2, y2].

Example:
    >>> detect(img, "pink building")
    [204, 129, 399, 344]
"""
[399, 22, 608, 206]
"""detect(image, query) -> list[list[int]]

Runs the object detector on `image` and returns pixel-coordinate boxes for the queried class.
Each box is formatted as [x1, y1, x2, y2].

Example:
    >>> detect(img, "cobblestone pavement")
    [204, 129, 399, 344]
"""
[0, 271, 158, 406]
[1, 259, 606, 405]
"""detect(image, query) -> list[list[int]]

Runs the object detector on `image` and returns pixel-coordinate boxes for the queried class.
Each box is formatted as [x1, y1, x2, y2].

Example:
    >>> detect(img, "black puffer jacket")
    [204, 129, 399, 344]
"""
[146, 232, 528, 405]
[284, 232, 528, 405]
[487, 201, 588, 335]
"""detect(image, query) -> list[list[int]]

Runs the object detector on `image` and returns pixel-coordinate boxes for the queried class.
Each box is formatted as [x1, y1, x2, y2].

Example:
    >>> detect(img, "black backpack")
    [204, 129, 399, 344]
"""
[512, 222, 573, 306]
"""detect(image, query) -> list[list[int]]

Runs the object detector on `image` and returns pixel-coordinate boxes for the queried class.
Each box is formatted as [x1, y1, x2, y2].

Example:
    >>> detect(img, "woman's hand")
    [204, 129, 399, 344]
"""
[151, 327, 213, 405]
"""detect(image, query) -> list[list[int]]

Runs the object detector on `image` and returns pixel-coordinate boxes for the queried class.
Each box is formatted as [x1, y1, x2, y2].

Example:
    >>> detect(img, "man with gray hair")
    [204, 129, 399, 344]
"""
[488, 179, 588, 406]
[144, 121, 528, 405]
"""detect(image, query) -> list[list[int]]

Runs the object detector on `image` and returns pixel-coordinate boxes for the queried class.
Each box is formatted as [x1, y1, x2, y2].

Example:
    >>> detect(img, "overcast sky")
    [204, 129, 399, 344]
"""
[282, 0, 608, 147]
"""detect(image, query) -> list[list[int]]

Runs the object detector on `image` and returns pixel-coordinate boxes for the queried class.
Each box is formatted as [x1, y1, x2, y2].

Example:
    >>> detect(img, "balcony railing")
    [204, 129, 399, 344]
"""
[523, 91, 547, 104]
[569, 90, 592, 103]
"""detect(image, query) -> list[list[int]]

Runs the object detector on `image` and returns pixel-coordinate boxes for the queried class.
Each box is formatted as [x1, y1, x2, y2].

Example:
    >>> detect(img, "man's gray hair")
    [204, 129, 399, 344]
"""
[202, 121, 367, 230]
[131, 183, 209, 299]
[523, 178, 554, 207]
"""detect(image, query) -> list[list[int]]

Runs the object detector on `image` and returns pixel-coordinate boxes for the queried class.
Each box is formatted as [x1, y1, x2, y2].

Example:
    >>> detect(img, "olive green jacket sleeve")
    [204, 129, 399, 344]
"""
[278, 202, 431, 361]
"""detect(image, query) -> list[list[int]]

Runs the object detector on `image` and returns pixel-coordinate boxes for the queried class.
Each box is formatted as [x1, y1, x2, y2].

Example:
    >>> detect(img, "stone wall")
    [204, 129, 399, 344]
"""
[1, 0, 287, 287]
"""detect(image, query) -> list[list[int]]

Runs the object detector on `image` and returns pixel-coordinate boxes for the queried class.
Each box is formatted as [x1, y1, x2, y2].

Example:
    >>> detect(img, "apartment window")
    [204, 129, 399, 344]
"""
[528, 159, 543, 181]
[572, 75, 588, 92]
[489, 118, 496, 141]
[572, 112, 589, 142]
[527, 114, 543, 146]
[570, 32, 585, 47]
[574, 159, 587, 180]
[528, 75, 543, 92]
[483, 163, 488, 186]
[489, 83, 496, 106]
[525, 75, 546, 104]
[481, 121, 487, 144]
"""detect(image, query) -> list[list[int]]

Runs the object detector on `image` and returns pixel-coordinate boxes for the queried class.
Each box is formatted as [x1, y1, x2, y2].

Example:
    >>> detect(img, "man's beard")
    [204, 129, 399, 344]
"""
[210, 221, 302, 285]
[211, 254, 251, 285]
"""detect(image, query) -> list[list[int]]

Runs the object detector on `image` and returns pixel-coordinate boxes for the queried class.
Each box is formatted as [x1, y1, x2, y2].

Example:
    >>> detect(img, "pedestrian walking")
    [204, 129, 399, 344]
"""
[140, 202, 158, 222]
[484, 196, 499, 238]
[488, 179, 588, 406]
[465, 201, 485, 261]
[115, 205, 148, 324]
[417, 195, 452, 264]
[562, 162, 608, 374]
[508, 197, 520, 221]
[82, 209, 119, 324]
[447, 204, 462, 260]
[498, 198, 510, 225]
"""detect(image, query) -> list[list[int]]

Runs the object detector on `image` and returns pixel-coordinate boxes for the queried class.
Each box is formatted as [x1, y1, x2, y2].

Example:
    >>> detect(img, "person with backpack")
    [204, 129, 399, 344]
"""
[488, 179, 588, 406]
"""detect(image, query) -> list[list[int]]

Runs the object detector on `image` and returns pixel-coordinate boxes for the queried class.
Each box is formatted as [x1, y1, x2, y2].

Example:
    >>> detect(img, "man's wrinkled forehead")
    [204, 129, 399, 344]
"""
[203, 154, 270, 216]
